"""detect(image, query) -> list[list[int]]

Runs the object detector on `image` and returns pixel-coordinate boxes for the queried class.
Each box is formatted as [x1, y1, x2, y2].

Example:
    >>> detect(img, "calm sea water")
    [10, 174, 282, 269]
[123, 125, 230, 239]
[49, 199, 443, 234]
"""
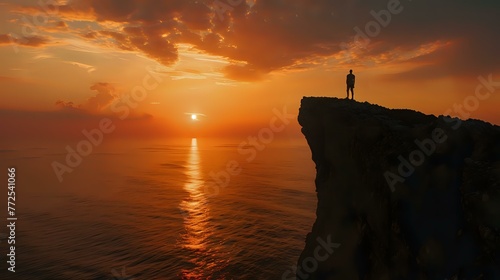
[0, 137, 316, 279]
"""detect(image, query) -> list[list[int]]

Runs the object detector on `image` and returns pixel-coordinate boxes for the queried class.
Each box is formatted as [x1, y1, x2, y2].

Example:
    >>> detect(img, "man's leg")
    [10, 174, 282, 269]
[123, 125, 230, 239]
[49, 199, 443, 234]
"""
[351, 88, 354, 100]
[346, 85, 349, 98]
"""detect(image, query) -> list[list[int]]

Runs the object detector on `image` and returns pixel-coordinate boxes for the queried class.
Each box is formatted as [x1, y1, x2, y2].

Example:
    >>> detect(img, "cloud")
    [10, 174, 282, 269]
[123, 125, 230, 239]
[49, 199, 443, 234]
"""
[39, 20, 69, 32]
[0, 34, 50, 47]
[54, 82, 156, 121]
[63, 61, 96, 73]
[56, 82, 117, 113]
[55, 100, 77, 110]
[86, 82, 116, 111]
[6, 0, 500, 80]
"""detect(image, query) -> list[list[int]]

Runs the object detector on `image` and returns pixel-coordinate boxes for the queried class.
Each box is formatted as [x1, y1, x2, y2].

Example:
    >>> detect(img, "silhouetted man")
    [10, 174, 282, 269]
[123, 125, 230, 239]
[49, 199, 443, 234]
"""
[346, 69, 355, 100]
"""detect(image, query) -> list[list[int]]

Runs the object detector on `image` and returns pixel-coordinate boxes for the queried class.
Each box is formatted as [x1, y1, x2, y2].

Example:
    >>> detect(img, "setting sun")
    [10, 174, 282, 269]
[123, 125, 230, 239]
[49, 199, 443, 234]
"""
[191, 114, 197, 120]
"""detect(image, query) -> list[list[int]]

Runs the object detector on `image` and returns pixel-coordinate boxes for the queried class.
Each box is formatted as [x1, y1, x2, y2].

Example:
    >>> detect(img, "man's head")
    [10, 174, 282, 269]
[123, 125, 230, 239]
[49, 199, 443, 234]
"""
[349, 69, 353, 74]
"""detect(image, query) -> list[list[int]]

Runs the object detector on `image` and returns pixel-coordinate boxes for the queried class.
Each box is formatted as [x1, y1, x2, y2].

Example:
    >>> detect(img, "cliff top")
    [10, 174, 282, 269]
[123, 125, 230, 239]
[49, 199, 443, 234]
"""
[299, 96, 499, 133]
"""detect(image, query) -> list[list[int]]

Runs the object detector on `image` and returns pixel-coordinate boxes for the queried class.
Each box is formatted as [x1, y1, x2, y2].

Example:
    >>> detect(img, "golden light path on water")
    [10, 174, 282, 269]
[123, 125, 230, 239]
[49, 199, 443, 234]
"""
[179, 138, 223, 278]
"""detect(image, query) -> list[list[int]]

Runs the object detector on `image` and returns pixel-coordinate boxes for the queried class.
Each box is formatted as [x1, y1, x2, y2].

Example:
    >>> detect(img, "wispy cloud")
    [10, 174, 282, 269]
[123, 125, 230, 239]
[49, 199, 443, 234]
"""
[63, 61, 96, 73]
[33, 53, 54, 60]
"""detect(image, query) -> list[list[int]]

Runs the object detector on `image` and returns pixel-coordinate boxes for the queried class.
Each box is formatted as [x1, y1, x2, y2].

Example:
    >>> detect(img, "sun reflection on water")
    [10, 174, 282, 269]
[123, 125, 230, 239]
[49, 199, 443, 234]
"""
[179, 138, 217, 278]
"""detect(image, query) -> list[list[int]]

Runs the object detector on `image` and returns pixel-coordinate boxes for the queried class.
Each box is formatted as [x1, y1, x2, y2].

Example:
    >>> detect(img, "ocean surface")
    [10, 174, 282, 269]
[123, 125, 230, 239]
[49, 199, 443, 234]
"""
[0, 137, 317, 279]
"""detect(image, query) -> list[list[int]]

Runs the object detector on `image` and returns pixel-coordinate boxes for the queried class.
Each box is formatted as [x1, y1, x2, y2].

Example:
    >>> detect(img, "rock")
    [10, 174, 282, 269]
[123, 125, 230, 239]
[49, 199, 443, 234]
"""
[296, 97, 500, 280]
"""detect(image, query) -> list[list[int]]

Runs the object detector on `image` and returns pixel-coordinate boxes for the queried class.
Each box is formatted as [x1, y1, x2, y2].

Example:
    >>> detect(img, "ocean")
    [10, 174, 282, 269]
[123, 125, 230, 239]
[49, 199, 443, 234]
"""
[0, 137, 317, 279]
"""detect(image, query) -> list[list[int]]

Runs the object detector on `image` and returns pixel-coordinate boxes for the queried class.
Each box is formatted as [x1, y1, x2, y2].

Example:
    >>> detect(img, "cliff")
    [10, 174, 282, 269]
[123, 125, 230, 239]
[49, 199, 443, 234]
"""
[296, 97, 500, 280]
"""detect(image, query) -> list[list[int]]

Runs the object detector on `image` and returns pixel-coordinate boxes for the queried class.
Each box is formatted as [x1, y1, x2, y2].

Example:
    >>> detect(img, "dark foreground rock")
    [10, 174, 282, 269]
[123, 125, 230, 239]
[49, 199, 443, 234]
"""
[296, 97, 500, 280]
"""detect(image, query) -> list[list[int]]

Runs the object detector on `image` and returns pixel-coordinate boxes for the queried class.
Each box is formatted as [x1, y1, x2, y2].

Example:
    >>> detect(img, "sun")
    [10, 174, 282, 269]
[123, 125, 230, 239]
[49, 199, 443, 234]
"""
[186, 112, 204, 120]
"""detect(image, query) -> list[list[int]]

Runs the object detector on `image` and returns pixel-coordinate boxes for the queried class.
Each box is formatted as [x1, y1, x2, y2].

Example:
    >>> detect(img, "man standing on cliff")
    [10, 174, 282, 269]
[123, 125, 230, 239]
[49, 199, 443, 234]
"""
[346, 69, 355, 100]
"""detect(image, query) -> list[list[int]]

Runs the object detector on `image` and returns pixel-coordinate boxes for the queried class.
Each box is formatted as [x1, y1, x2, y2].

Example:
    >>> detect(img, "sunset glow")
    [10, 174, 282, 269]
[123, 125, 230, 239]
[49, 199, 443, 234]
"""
[0, 0, 498, 143]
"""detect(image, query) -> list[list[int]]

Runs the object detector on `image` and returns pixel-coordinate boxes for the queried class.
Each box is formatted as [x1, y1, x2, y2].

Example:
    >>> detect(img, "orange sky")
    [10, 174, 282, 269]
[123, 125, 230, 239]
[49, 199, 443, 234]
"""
[0, 0, 499, 143]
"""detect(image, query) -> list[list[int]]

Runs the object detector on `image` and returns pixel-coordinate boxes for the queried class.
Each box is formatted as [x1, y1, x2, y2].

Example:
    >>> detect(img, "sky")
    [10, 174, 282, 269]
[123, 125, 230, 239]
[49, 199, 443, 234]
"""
[0, 0, 499, 143]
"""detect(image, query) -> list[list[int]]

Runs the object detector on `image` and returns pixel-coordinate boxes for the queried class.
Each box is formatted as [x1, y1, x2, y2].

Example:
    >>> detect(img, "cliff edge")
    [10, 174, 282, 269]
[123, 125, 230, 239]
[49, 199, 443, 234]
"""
[296, 97, 500, 279]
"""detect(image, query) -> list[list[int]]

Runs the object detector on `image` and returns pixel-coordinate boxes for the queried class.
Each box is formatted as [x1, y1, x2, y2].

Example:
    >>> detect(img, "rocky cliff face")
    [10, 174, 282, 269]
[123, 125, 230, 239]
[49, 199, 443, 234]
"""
[296, 97, 500, 280]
